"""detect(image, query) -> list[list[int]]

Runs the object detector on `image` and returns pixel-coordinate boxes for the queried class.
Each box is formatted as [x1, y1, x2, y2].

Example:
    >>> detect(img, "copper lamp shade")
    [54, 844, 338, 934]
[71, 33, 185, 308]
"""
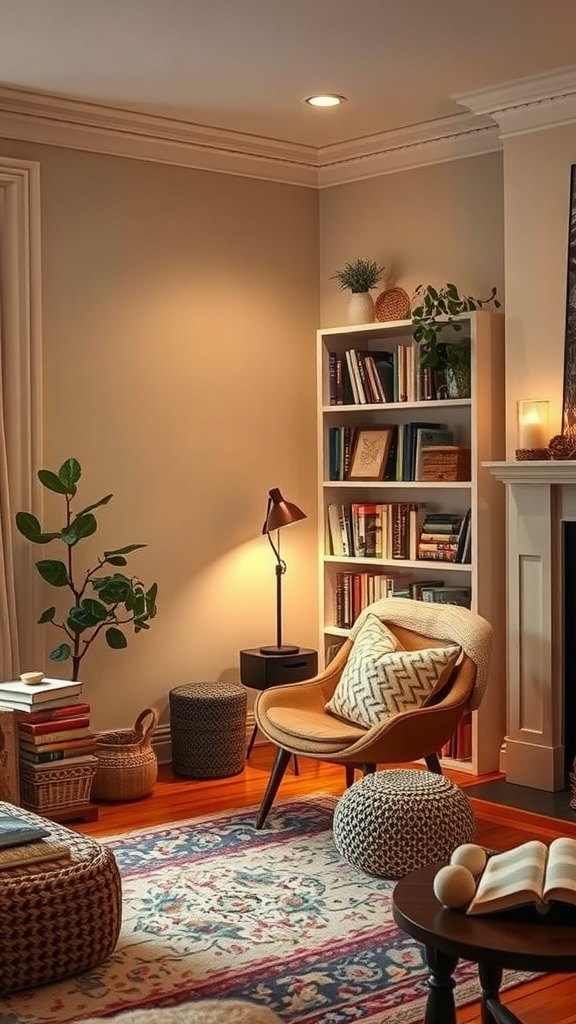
[260, 488, 306, 655]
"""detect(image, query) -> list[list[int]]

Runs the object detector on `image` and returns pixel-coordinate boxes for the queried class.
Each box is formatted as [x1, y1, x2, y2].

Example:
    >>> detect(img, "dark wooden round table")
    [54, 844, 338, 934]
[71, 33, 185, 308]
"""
[392, 861, 576, 1024]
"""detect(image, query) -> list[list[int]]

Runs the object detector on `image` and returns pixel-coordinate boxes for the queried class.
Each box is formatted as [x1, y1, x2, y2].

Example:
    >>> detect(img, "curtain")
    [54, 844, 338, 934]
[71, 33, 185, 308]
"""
[0, 159, 43, 680]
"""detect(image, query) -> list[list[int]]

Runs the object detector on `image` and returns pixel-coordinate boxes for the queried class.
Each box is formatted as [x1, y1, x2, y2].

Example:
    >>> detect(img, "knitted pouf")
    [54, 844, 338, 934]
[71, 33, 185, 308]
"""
[333, 768, 475, 879]
[170, 681, 247, 779]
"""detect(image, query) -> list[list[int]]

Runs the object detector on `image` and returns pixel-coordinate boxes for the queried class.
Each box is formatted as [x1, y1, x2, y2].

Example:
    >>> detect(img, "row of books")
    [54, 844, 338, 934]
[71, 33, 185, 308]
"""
[326, 502, 421, 560]
[327, 345, 469, 406]
[333, 573, 472, 628]
[328, 422, 455, 483]
[417, 510, 471, 564]
[439, 712, 472, 762]
[326, 503, 472, 563]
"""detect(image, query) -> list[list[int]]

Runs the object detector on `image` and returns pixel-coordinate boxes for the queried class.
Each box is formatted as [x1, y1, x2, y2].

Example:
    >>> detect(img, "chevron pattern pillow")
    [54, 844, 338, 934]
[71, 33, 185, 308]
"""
[326, 616, 461, 728]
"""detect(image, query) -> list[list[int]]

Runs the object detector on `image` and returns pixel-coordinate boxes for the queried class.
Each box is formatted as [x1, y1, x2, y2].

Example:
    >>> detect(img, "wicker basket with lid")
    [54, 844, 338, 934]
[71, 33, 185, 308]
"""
[91, 706, 159, 801]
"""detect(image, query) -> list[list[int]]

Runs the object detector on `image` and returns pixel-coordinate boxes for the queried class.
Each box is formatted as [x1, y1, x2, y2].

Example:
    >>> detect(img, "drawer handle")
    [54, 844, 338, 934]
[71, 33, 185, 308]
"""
[282, 661, 308, 670]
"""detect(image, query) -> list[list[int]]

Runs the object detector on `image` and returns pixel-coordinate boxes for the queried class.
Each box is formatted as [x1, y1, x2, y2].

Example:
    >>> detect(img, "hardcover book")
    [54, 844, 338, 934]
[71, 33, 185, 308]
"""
[14, 702, 91, 723]
[0, 678, 83, 705]
[18, 715, 90, 736]
[466, 838, 576, 916]
[0, 838, 71, 870]
[0, 815, 50, 848]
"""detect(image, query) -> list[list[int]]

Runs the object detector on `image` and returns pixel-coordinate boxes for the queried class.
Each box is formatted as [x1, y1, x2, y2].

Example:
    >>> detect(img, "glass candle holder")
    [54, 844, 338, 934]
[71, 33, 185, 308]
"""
[517, 400, 550, 450]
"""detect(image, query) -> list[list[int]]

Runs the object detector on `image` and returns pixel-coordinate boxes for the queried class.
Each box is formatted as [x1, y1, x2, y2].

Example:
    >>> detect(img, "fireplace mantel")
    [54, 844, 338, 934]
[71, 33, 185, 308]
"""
[485, 460, 576, 791]
[485, 461, 576, 485]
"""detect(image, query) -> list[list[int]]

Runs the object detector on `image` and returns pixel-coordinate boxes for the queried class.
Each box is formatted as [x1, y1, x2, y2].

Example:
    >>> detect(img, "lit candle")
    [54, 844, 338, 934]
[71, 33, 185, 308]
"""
[517, 400, 550, 450]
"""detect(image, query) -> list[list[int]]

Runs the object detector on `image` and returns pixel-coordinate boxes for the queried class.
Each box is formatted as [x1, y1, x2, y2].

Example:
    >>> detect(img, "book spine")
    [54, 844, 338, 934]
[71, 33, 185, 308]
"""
[16, 702, 91, 724]
[19, 715, 90, 736]
[328, 351, 337, 404]
[20, 745, 97, 763]
[20, 727, 94, 746]
[20, 735, 95, 753]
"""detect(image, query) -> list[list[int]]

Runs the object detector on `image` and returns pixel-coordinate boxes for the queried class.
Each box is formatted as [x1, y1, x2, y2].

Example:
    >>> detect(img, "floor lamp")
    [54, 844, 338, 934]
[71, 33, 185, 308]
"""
[260, 487, 306, 655]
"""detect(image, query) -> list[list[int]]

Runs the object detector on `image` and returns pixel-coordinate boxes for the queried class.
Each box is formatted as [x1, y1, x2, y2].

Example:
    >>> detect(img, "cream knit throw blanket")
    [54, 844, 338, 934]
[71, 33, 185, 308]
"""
[350, 597, 493, 711]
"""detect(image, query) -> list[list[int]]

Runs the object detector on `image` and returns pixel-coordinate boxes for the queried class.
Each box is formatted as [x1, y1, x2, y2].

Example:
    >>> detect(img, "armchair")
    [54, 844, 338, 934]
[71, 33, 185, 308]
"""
[254, 598, 492, 828]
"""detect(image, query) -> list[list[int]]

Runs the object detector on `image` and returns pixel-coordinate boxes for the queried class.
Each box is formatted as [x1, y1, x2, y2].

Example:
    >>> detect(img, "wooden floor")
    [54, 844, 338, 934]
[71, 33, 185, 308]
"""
[76, 746, 576, 1024]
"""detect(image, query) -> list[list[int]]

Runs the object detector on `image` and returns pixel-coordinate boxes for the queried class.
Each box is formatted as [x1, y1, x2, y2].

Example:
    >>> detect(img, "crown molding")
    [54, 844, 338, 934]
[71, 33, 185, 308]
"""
[455, 65, 576, 137]
[0, 84, 502, 187]
[316, 113, 500, 187]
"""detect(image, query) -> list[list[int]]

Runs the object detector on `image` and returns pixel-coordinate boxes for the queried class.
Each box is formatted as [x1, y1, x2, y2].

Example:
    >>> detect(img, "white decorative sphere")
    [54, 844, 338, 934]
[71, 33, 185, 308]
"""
[433, 864, 476, 909]
[450, 843, 487, 878]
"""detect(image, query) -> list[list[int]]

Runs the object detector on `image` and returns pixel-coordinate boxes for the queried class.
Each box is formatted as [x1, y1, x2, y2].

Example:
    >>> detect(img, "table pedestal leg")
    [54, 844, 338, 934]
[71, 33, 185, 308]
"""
[479, 963, 523, 1024]
[424, 945, 458, 1024]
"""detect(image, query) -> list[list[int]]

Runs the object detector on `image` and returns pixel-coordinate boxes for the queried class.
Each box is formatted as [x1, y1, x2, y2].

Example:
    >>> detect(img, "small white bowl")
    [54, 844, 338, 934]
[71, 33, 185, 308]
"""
[20, 671, 45, 686]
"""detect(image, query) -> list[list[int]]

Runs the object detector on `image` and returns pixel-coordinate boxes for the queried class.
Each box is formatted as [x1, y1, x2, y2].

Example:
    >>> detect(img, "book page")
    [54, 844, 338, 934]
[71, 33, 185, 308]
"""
[543, 837, 576, 905]
[466, 841, 548, 916]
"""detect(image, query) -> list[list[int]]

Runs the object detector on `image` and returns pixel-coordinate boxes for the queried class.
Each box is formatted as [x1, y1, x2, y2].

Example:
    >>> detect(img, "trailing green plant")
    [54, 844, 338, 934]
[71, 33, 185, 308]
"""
[411, 283, 501, 369]
[331, 257, 385, 294]
[15, 457, 158, 681]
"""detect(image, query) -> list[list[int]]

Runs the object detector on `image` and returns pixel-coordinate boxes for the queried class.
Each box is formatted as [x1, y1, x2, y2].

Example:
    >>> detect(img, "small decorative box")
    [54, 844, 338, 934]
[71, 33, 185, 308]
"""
[421, 446, 472, 482]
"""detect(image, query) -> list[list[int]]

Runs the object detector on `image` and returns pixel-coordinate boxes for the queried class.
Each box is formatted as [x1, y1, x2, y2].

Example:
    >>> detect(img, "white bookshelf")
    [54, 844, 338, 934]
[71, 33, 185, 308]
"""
[316, 311, 506, 774]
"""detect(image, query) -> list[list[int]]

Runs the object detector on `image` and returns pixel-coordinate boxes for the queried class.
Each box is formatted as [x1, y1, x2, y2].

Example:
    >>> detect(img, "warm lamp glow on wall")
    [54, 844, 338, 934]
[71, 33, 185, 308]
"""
[516, 400, 550, 457]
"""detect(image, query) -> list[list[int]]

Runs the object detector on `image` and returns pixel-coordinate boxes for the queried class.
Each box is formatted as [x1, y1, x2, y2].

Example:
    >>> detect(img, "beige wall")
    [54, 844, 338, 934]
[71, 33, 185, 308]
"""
[503, 124, 576, 454]
[0, 138, 319, 730]
[319, 152, 505, 328]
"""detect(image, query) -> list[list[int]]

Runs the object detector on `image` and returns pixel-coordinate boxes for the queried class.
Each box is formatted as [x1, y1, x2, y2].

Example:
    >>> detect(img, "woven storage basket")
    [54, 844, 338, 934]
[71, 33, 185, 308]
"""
[91, 706, 159, 801]
[20, 756, 98, 812]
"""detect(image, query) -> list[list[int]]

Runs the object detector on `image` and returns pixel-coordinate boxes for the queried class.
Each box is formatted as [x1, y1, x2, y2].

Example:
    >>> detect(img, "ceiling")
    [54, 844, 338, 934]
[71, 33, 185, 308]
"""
[1, 0, 576, 150]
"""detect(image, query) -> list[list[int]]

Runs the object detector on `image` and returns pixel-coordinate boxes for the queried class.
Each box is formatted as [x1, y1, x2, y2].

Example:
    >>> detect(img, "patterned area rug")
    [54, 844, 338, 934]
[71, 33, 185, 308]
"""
[3, 795, 530, 1024]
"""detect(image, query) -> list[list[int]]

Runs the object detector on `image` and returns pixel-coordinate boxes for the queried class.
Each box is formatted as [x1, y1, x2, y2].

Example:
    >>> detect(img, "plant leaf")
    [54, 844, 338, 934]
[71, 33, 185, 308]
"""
[49, 642, 72, 662]
[104, 544, 147, 557]
[106, 555, 128, 566]
[36, 560, 69, 587]
[75, 494, 113, 517]
[38, 607, 56, 623]
[106, 627, 127, 649]
[38, 470, 70, 494]
[58, 458, 81, 492]
[61, 513, 97, 545]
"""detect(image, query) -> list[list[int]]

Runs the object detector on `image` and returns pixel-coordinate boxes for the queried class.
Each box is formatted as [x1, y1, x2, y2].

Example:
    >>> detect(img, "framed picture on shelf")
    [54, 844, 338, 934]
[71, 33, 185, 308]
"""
[347, 427, 392, 481]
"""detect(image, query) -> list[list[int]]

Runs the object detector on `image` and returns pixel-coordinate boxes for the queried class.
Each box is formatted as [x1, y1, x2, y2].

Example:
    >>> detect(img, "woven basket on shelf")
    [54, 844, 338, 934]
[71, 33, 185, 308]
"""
[20, 757, 98, 812]
[91, 707, 159, 802]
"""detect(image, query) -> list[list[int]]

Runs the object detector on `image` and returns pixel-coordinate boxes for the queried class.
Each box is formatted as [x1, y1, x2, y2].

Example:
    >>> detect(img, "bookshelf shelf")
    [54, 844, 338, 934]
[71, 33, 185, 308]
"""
[317, 311, 506, 775]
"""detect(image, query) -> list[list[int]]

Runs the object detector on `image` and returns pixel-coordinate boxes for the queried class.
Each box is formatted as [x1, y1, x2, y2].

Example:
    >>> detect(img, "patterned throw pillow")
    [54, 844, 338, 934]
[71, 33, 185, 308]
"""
[326, 614, 461, 728]
[325, 614, 401, 723]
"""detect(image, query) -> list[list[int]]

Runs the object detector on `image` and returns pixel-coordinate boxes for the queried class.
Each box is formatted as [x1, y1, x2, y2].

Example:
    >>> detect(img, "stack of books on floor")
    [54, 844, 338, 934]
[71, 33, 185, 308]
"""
[0, 813, 71, 870]
[0, 677, 98, 814]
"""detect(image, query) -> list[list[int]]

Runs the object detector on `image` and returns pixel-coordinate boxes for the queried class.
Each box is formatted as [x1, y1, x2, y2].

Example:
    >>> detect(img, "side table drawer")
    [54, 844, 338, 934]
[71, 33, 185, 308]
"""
[240, 648, 318, 691]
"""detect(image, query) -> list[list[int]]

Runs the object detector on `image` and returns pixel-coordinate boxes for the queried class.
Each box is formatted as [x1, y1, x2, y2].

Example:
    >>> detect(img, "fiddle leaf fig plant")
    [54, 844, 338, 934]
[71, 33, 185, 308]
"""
[331, 257, 385, 293]
[411, 283, 501, 370]
[15, 457, 158, 681]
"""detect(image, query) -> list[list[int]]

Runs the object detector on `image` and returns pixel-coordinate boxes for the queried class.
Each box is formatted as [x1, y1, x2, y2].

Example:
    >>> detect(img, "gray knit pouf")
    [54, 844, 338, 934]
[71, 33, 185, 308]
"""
[170, 681, 247, 779]
[333, 768, 475, 879]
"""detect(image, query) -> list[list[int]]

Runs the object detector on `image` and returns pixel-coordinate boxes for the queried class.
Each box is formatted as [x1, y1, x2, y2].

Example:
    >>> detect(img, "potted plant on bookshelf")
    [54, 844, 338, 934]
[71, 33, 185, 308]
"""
[15, 457, 158, 682]
[411, 283, 501, 398]
[331, 257, 385, 325]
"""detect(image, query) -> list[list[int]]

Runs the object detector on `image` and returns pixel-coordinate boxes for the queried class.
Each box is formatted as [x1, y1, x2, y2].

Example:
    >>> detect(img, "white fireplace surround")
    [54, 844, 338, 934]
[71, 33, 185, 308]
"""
[485, 461, 576, 791]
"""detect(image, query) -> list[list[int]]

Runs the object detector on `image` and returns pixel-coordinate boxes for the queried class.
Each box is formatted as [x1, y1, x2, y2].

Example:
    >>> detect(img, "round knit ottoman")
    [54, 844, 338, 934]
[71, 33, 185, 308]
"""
[333, 769, 475, 879]
[0, 801, 121, 994]
[170, 681, 247, 778]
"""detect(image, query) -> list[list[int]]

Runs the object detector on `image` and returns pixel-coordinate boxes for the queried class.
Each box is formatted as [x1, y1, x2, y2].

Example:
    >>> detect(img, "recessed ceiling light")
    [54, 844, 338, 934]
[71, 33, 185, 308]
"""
[304, 94, 347, 108]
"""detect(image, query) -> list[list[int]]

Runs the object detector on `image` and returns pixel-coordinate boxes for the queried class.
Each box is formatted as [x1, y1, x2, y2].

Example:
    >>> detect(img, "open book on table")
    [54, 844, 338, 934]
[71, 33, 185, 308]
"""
[466, 838, 576, 916]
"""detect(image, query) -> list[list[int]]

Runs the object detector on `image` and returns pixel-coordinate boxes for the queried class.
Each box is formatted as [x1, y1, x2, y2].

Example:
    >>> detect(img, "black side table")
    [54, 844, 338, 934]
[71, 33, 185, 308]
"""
[239, 647, 318, 763]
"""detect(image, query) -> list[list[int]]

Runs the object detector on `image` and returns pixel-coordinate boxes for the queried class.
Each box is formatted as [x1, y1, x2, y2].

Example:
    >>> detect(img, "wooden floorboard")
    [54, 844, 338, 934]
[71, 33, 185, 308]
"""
[74, 747, 576, 1024]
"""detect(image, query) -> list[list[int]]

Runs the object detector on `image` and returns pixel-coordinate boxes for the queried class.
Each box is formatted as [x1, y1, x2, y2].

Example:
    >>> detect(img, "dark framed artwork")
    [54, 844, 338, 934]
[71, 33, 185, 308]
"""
[562, 164, 576, 434]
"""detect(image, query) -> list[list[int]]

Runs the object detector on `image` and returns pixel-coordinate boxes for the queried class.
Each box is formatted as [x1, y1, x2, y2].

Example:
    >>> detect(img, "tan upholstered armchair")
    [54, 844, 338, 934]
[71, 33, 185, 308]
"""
[254, 598, 492, 828]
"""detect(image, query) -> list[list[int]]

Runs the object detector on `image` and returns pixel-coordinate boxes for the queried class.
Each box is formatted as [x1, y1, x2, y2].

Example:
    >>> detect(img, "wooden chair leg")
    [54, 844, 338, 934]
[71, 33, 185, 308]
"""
[255, 747, 292, 829]
[425, 752, 443, 774]
[345, 764, 355, 787]
[362, 763, 376, 775]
